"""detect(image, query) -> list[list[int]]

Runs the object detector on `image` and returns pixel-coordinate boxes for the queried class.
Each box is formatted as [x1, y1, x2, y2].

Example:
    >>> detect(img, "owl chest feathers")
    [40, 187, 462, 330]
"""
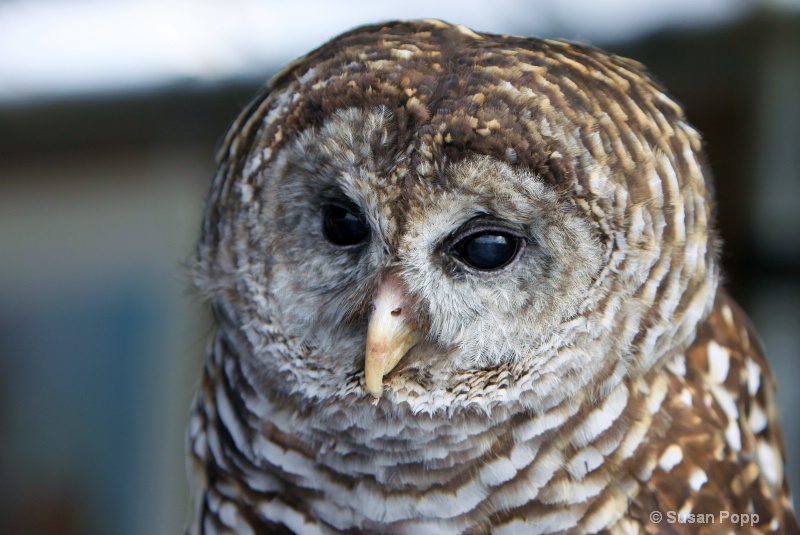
[192, 331, 682, 534]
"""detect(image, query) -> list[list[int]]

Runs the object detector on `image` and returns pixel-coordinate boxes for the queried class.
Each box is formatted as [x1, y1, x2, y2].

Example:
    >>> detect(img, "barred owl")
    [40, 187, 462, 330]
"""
[187, 20, 798, 534]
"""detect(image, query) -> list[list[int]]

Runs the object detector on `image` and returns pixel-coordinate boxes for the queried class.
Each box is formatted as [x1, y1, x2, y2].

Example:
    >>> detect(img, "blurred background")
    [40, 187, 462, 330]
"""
[0, 1, 798, 533]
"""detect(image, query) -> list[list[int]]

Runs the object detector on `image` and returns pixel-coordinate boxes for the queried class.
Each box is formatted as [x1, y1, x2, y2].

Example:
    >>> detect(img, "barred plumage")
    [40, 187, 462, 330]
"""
[187, 20, 797, 534]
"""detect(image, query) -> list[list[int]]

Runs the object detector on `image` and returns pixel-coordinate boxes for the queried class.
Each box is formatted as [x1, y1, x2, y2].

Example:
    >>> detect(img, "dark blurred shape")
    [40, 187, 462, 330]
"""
[0, 82, 261, 158]
[1, 487, 84, 535]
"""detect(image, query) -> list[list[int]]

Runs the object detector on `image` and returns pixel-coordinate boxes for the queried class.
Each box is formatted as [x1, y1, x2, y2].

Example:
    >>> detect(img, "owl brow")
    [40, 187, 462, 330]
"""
[457, 211, 530, 233]
[316, 183, 369, 211]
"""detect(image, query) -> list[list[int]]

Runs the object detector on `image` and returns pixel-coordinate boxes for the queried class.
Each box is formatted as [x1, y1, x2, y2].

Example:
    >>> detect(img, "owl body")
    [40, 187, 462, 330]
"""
[187, 21, 797, 534]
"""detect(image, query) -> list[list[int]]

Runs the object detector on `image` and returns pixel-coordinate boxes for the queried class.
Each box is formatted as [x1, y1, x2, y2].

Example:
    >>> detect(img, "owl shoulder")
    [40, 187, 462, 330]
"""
[628, 289, 798, 533]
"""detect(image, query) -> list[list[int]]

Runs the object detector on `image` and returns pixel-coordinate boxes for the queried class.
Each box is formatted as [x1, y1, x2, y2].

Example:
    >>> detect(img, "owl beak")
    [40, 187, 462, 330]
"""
[364, 272, 421, 399]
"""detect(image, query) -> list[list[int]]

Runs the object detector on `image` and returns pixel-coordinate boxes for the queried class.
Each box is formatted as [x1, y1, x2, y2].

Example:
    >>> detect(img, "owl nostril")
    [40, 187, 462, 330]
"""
[391, 308, 402, 317]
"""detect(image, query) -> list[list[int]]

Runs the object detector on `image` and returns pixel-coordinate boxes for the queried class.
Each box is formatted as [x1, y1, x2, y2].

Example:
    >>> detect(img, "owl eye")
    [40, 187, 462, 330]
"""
[322, 204, 370, 246]
[453, 230, 522, 271]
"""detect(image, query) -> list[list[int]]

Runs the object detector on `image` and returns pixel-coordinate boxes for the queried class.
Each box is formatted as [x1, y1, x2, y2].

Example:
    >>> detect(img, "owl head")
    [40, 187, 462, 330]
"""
[196, 20, 718, 414]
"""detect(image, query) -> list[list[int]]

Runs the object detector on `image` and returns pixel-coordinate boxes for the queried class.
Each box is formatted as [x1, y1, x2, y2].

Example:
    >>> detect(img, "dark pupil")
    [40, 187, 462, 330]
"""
[457, 232, 519, 270]
[323, 204, 369, 246]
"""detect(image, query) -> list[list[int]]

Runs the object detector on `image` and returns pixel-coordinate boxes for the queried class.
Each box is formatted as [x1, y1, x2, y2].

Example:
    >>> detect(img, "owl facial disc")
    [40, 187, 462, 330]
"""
[365, 272, 421, 398]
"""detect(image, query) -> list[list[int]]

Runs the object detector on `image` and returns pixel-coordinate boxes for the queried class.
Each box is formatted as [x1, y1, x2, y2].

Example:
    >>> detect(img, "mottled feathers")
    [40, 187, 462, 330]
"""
[187, 20, 797, 534]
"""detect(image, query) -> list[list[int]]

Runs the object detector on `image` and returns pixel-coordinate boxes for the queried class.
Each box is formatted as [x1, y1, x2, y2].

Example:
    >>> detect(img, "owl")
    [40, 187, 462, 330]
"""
[186, 20, 798, 534]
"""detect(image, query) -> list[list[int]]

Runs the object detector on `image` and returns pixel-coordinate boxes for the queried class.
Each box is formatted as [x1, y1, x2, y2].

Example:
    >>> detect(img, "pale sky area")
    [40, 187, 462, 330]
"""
[2, 0, 797, 104]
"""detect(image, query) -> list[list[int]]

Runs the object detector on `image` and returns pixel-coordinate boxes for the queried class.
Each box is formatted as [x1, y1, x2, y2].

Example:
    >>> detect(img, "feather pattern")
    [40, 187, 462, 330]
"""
[187, 20, 797, 534]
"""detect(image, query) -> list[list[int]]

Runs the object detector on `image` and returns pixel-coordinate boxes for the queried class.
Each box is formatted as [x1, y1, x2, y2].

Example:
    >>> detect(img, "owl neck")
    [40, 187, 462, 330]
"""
[193, 326, 684, 532]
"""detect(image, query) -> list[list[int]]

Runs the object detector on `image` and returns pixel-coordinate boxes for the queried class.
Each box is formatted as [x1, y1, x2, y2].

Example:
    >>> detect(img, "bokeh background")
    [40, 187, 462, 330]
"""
[1, 1, 798, 533]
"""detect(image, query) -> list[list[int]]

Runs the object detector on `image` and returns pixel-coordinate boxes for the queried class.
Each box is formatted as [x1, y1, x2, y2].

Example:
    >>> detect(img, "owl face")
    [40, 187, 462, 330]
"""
[260, 107, 603, 393]
[199, 21, 717, 411]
